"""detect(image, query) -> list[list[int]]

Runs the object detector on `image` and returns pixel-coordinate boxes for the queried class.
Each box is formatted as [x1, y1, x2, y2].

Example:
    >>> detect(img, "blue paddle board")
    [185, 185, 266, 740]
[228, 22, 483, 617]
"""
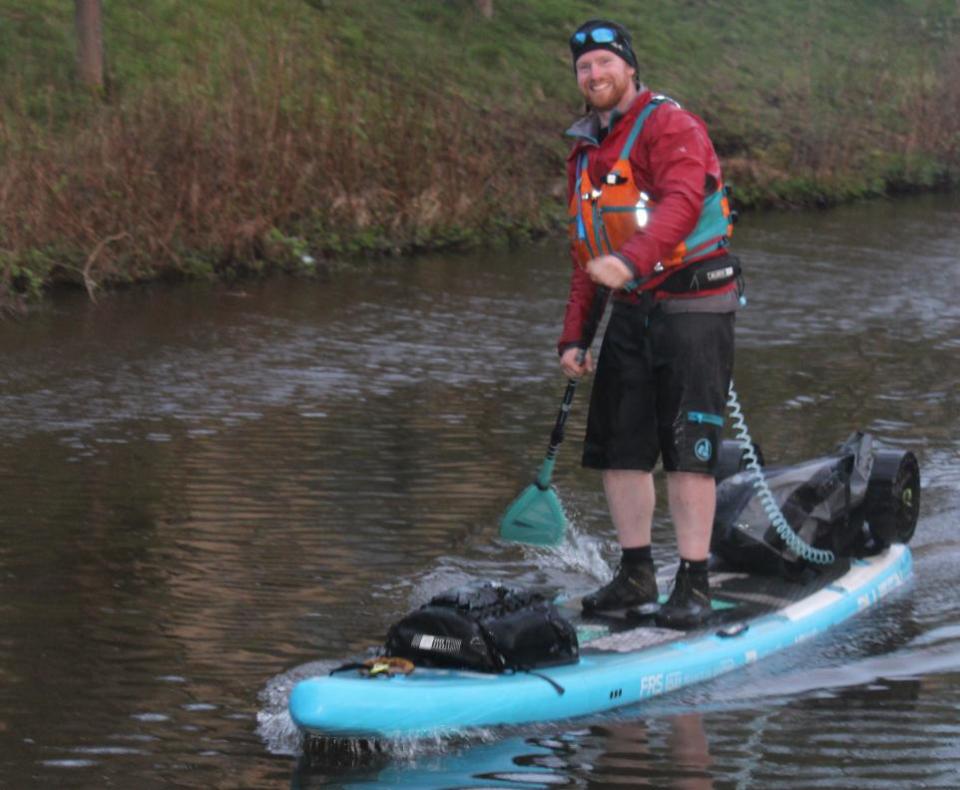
[289, 545, 911, 739]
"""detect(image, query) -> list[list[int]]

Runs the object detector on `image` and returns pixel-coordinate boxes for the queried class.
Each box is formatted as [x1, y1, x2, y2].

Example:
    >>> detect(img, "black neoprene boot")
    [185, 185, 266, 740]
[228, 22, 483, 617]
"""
[582, 562, 658, 613]
[655, 563, 712, 630]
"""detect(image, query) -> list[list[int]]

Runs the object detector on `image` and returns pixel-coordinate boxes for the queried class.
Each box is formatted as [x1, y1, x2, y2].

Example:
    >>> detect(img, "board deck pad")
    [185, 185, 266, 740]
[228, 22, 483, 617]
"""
[562, 558, 851, 650]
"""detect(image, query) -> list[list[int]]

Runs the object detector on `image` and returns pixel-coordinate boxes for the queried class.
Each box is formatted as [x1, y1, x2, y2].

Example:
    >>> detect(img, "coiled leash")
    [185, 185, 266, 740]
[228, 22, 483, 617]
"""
[726, 382, 836, 565]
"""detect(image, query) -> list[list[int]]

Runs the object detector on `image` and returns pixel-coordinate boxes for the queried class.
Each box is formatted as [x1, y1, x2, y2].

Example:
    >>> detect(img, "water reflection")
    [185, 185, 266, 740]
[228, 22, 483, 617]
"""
[293, 736, 561, 789]
[569, 716, 714, 789]
[290, 715, 715, 790]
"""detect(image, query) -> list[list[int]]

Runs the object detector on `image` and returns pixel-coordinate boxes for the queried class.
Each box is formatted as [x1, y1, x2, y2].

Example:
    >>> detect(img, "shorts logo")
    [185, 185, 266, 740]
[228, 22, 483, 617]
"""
[694, 438, 713, 462]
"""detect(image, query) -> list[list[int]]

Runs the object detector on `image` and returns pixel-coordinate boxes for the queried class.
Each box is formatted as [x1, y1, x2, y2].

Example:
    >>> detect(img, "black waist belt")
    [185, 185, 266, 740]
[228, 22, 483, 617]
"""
[657, 254, 742, 294]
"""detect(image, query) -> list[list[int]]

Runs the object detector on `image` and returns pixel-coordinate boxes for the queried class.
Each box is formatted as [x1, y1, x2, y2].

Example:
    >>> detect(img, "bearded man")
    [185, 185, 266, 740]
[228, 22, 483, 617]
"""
[560, 19, 741, 629]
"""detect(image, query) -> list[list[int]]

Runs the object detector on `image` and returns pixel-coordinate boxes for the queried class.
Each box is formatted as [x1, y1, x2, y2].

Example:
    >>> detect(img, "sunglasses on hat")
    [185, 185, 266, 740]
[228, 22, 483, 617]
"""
[570, 26, 624, 55]
[570, 26, 620, 48]
[569, 24, 636, 68]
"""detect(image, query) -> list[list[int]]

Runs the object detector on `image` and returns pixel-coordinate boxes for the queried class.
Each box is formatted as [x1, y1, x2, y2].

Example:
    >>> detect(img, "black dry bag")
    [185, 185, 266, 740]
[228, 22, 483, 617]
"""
[385, 581, 578, 673]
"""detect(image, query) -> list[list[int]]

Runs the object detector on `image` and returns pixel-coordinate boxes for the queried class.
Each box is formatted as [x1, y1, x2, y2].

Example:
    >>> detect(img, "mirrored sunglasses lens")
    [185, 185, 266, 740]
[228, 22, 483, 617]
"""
[589, 27, 617, 43]
[572, 31, 588, 45]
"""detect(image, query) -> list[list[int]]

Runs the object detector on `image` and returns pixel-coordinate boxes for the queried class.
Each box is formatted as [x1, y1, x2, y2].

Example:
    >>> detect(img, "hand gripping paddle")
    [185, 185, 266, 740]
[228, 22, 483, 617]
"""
[500, 287, 610, 546]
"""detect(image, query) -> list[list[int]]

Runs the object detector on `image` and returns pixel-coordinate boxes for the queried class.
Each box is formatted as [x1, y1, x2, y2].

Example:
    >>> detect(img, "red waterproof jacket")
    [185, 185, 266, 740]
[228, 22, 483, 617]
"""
[559, 90, 734, 353]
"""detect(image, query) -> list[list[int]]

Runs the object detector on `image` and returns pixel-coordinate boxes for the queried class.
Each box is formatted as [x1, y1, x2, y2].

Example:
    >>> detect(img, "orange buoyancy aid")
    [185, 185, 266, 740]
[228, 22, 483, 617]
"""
[568, 97, 734, 285]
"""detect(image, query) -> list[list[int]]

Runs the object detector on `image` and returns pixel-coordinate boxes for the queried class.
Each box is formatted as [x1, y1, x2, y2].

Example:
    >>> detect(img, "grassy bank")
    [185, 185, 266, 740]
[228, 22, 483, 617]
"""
[1, 0, 958, 305]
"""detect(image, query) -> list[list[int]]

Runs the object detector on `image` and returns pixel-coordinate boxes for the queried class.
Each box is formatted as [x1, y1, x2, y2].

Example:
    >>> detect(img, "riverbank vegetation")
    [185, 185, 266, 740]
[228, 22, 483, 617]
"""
[1, 0, 958, 305]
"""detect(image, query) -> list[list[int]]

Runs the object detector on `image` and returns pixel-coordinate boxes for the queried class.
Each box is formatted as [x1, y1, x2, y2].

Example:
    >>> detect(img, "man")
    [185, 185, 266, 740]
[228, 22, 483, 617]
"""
[560, 19, 740, 629]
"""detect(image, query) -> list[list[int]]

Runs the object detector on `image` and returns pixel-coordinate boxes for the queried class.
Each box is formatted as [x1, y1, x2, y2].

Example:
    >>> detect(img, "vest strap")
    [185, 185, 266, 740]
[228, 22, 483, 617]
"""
[617, 97, 668, 160]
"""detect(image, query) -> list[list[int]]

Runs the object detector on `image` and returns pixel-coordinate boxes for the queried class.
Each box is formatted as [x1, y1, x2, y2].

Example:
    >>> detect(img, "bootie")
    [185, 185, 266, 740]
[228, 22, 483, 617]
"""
[582, 562, 658, 613]
[655, 564, 712, 630]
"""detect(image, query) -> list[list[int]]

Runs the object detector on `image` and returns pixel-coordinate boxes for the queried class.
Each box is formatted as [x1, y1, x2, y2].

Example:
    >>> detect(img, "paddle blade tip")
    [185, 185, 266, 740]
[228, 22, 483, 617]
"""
[499, 485, 569, 547]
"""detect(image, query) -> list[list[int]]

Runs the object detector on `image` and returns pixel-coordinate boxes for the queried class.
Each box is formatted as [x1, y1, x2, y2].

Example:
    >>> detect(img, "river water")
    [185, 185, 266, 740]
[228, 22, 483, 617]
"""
[1, 194, 958, 788]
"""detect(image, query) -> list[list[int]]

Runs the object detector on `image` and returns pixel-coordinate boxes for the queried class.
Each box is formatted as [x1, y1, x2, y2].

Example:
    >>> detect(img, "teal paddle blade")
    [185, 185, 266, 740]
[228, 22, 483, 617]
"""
[499, 483, 568, 547]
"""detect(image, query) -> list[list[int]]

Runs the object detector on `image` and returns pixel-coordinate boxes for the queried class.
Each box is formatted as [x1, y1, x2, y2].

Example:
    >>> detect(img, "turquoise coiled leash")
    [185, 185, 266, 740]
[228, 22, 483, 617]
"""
[726, 381, 836, 565]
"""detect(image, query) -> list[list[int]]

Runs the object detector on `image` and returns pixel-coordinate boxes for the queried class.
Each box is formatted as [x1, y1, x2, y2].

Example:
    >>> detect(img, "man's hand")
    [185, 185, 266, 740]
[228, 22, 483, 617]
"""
[560, 346, 594, 379]
[586, 254, 633, 289]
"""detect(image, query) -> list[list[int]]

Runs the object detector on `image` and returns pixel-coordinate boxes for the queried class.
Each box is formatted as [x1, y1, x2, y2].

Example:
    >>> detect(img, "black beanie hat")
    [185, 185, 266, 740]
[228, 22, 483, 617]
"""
[569, 19, 638, 71]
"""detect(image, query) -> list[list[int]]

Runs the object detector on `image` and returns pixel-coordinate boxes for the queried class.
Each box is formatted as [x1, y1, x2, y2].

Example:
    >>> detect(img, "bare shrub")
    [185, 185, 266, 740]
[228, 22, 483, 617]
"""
[0, 35, 554, 301]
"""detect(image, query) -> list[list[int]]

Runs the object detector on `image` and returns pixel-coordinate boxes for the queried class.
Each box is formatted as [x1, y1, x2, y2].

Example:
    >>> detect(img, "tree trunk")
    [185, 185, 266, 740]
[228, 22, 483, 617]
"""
[75, 0, 104, 90]
[476, 0, 493, 19]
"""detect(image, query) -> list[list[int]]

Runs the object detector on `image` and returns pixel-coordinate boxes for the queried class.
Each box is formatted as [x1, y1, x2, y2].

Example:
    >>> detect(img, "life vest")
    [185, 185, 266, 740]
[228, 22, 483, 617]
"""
[568, 97, 734, 289]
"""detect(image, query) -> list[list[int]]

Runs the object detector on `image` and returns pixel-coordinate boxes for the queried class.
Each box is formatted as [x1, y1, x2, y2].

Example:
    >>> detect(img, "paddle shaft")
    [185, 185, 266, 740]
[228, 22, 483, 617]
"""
[543, 286, 610, 464]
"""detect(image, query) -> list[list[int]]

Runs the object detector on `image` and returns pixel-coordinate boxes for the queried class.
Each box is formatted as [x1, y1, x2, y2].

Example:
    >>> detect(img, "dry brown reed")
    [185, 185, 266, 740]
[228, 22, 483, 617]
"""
[0, 38, 556, 305]
[721, 38, 960, 206]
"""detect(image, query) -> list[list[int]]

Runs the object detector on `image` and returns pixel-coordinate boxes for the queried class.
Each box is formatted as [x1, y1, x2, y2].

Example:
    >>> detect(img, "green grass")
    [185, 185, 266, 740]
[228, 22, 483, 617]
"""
[0, 0, 957, 304]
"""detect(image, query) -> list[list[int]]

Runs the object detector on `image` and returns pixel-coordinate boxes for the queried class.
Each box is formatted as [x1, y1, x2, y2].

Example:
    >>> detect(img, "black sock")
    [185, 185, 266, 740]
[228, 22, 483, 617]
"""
[622, 545, 653, 566]
[679, 558, 709, 587]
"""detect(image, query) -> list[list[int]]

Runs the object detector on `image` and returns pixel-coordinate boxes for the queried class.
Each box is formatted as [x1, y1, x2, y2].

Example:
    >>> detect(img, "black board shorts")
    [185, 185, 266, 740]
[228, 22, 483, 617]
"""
[582, 301, 734, 474]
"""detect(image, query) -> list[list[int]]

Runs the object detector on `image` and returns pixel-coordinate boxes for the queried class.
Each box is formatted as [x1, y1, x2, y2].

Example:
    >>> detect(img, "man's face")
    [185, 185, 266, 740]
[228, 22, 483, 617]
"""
[575, 49, 636, 112]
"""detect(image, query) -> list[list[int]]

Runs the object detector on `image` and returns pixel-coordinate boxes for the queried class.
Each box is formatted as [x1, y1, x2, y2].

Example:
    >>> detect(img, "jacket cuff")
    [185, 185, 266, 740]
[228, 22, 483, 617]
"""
[557, 341, 584, 357]
[618, 233, 662, 280]
[612, 252, 641, 279]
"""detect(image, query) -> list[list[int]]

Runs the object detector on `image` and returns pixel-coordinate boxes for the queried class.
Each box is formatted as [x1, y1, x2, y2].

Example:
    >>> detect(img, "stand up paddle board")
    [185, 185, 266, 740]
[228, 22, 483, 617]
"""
[289, 544, 912, 739]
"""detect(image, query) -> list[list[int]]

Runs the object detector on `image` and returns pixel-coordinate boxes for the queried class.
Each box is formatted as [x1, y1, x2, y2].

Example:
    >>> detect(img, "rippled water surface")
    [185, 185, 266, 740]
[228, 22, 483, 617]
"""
[1, 194, 959, 788]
